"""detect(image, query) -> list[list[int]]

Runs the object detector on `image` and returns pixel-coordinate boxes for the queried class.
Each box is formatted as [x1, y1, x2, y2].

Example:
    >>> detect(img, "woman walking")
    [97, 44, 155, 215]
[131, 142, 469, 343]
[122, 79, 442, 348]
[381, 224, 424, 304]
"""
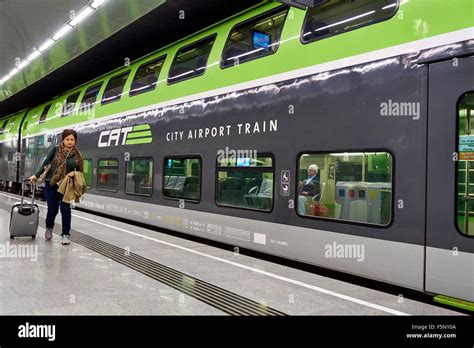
[29, 129, 84, 245]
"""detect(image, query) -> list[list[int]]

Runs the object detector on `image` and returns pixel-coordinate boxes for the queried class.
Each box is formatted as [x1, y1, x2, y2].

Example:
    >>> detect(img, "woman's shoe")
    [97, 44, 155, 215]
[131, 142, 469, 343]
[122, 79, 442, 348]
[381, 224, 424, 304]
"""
[61, 235, 71, 245]
[45, 228, 53, 240]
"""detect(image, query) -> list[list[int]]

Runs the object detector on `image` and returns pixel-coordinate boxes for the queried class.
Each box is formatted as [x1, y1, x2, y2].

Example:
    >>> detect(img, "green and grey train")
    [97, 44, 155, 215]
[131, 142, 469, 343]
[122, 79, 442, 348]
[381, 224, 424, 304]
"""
[1, 0, 473, 306]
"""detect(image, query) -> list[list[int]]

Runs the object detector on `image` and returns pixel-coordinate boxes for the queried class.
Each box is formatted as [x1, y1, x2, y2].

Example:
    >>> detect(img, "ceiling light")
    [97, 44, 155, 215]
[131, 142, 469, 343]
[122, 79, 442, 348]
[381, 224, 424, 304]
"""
[52, 24, 72, 40]
[38, 39, 55, 52]
[91, 0, 105, 9]
[70, 6, 93, 26]
[26, 50, 41, 62]
[17, 60, 30, 70]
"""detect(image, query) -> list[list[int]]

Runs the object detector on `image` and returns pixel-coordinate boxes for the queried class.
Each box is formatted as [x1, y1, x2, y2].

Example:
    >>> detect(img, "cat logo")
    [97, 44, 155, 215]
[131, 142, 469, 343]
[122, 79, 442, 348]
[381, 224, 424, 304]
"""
[98, 124, 152, 148]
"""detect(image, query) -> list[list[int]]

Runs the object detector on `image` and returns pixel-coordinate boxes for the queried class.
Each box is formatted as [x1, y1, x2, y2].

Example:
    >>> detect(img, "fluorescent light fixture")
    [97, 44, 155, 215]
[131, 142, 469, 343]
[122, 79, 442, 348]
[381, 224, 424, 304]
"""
[0, 76, 10, 84]
[52, 24, 72, 40]
[315, 11, 376, 32]
[38, 39, 55, 52]
[17, 60, 30, 70]
[91, 0, 105, 9]
[7, 68, 19, 77]
[26, 50, 41, 62]
[70, 6, 93, 26]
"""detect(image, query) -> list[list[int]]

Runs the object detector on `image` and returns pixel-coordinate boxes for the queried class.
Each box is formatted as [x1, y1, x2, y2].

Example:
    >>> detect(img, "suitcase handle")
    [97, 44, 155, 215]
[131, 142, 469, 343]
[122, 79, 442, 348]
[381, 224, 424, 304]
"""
[21, 178, 36, 212]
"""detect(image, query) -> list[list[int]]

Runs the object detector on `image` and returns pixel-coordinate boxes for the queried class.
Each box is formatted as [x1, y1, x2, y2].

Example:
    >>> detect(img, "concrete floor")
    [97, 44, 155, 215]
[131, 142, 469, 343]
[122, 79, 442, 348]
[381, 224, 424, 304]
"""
[0, 192, 462, 315]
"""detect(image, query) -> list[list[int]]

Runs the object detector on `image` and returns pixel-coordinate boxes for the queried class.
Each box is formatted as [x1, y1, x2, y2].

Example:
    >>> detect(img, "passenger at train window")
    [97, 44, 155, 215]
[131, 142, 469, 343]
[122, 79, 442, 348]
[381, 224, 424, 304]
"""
[297, 164, 320, 215]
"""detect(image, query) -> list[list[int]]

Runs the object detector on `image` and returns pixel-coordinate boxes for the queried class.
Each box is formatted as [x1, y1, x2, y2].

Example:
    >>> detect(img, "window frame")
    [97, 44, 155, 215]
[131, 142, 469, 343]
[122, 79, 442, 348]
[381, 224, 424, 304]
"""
[39, 104, 52, 124]
[82, 158, 93, 190]
[97, 158, 119, 193]
[167, 34, 217, 85]
[295, 150, 395, 228]
[215, 152, 275, 213]
[129, 55, 167, 97]
[300, 0, 400, 45]
[125, 157, 154, 197]
[79, 82, 103, 113]
[61, 91, 81, 117]
[162, 155, 202, 203]
[101, 71, 130, 105]
[454, 91, 474, 238]
[220, 5, 289, 70]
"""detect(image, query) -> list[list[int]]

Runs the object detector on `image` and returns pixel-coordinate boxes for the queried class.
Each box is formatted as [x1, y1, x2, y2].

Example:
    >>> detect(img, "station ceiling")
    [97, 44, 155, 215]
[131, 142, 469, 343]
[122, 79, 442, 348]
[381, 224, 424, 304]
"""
[0, 0, 264, 117]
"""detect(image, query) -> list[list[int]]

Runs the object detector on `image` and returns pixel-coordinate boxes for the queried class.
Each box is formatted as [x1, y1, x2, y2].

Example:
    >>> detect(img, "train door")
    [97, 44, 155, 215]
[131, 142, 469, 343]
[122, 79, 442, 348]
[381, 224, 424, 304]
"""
[426, 56, 474, 302]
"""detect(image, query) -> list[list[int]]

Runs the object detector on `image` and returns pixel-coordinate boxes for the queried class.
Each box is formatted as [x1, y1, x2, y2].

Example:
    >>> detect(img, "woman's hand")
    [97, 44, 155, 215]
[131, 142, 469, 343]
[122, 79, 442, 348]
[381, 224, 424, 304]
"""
[68, 172, 75, 177]
[29, 175, 37, 182]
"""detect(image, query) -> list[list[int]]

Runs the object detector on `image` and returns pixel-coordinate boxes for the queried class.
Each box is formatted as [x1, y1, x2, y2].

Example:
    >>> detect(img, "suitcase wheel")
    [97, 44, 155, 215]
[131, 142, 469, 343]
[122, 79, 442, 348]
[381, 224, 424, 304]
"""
[10, 235, 14, 240]
[32, 235, 36, 240]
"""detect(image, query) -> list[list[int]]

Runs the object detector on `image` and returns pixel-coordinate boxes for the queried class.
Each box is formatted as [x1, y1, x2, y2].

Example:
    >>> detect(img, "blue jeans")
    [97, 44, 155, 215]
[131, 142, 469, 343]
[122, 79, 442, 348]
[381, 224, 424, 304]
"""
[44, 180, 71, 236]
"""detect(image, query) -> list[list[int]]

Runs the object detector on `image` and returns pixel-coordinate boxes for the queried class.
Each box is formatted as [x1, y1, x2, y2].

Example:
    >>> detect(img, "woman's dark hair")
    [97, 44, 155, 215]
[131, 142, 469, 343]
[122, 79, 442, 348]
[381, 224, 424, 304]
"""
[62, 129, 77, 141]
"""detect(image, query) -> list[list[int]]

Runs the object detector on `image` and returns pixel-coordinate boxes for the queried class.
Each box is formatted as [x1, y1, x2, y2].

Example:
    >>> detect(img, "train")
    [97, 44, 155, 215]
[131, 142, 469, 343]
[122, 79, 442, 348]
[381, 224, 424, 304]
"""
[0, 0, 473, 305]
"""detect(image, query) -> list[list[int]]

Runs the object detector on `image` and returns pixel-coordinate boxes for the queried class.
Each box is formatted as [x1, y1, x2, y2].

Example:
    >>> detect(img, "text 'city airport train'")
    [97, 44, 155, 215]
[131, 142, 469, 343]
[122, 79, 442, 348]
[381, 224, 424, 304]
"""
[0, 0, 473, 304]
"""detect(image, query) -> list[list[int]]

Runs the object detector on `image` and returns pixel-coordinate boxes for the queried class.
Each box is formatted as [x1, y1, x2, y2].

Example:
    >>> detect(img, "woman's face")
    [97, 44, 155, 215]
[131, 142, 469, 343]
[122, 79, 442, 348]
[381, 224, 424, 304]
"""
[63, 135, 76, 149]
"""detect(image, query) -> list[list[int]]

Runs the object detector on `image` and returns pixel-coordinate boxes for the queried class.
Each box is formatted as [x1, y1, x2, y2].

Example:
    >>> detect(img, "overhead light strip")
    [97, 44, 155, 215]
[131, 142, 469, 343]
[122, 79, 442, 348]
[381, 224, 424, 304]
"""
[0, 0, 106, 86]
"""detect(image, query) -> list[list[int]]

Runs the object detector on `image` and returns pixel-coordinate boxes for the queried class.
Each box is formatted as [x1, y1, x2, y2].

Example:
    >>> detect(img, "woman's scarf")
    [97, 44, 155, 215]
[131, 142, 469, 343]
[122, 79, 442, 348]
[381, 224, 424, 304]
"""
[50, 143, 84, 186]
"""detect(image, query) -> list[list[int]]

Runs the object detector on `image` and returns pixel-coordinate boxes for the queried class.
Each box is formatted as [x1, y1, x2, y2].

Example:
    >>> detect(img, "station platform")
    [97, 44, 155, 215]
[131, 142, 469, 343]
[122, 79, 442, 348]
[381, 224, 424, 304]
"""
[0, 191, 463, 316]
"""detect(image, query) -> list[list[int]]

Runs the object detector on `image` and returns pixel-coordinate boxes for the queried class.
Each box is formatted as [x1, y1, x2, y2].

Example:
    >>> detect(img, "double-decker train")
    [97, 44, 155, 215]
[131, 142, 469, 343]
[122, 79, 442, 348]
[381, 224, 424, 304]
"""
[1, 0, 473, 305]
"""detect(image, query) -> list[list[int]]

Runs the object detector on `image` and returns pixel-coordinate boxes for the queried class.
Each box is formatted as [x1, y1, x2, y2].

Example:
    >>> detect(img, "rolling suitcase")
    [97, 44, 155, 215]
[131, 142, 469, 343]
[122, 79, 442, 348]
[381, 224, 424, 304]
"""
[9, 179, 39, 240]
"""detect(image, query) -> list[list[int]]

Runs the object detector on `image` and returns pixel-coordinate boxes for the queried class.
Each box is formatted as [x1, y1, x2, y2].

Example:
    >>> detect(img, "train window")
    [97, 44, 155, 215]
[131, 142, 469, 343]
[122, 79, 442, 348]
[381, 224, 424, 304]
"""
[297, 152, 392, 225]
[130, 56, 166, 96]
[301, 0, 399, 44]
[168, 35, 216, 84]
[79, 83, 102, 113]
[163, 157, 201, 201]
[83, 159, 93, 189]
[61, 92, 80, 117]
[97, 159, 119, 192]
[221, 7, 288, 69]
[456, 92, 474, 236]
[0, 119, 8, 133]
[101, 71, 130, 105]
[39, 104, 51, 124]
[216, 154, 274, 211]
[126, 158, 153, 196]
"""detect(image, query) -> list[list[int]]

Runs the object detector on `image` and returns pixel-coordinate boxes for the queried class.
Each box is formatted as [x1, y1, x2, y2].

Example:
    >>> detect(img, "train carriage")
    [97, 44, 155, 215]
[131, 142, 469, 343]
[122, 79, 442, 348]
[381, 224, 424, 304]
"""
[1, 0, 473, 305]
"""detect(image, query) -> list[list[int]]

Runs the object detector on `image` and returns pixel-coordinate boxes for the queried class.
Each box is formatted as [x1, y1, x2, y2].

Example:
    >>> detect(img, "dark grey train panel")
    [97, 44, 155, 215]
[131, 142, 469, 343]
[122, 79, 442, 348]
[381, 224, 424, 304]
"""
[66, 52, 430, 247]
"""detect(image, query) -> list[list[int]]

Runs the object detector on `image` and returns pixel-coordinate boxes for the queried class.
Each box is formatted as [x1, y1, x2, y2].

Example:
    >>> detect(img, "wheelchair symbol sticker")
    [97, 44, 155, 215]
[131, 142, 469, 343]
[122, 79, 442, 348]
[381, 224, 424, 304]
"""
[281, 170, 290, 183]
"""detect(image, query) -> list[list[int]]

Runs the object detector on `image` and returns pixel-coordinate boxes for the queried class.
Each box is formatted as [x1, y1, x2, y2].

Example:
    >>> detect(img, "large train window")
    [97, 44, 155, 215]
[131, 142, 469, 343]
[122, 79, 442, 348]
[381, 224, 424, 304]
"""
[39, 104, 51, 124]
[456, 92, 474, 236]
[163, 157, 201, 201]
[83, 159, 93, 189]
[79, 83, 102, 113]
[61, 92, 80, 117]
[297, 152, 392, 226]
[301, 0, 399, 44]
[130, 56, 166, 96]
[101, 71, 130, 105]
[221, 7, 288, 69]
[126, 158, 153, 197]
[216, 154, 274, 212]
[97, 159, 119, 192]
[168, 35, 216, 85]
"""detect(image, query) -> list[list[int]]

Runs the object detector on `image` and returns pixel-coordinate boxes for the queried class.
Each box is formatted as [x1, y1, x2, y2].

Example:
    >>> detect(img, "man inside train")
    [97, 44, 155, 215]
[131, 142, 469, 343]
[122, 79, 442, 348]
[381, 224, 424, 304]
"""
[297, 164, 321, 215]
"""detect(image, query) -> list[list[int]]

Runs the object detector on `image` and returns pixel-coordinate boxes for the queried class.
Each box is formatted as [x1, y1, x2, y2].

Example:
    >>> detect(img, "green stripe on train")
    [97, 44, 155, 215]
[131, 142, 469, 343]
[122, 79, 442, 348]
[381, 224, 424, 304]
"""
[125, 137, 153, 145]
[434, 295, 474, 312]
[133, 125, 151, 132]
[127, 130, 152, 139]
